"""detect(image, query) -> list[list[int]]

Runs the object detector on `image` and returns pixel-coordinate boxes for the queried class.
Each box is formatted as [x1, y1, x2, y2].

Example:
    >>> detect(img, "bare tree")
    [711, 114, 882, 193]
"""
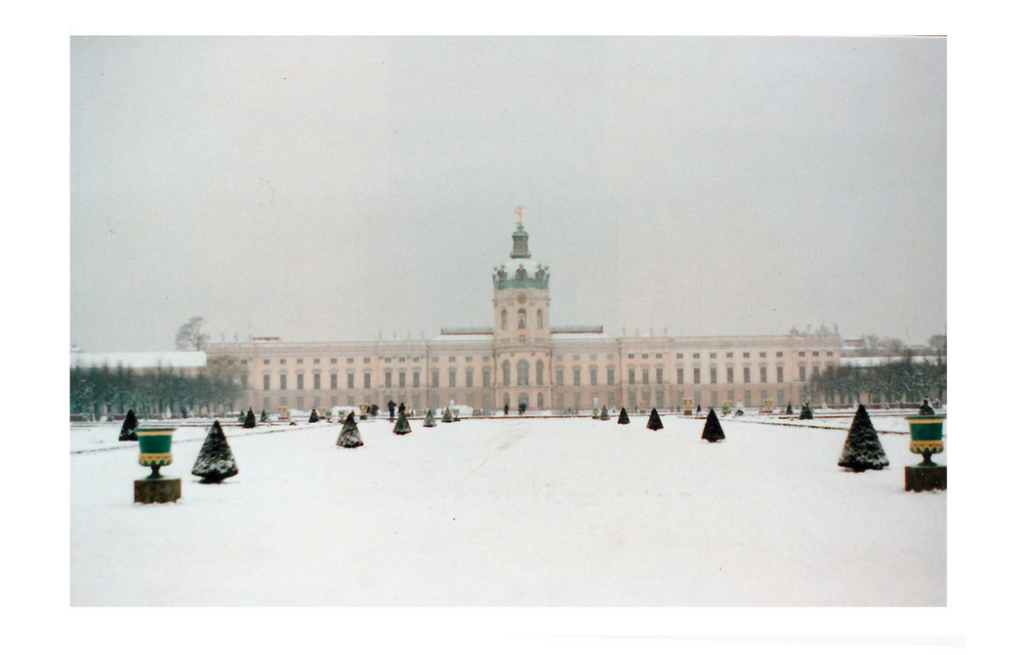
[175, 317, 210, 351]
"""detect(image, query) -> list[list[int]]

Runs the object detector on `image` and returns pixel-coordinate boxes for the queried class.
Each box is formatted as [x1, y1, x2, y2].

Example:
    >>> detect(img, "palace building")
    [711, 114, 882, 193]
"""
[206, 219, 841, 414]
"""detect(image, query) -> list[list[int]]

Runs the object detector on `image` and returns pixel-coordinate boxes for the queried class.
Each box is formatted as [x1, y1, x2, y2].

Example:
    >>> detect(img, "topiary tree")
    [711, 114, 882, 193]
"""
[243, 407, 257, 429]
[786, 403, 793, 415]
[600, 405, 609, 421]
[118, 409, 139, 441]
[799, 403, 814, 420]
[441, 407, 453, 423]
[617, 407, 630, 425]
[423, 408, 437, 428]
[192, 420, 239, 483]
[701, 408, 725, 442]
[336, 412, 363, 448]
[309, 408, 319, 423]
[646, 407, 664, 431]
[260, 409, 269, 423]
[838, 405, 889, 472]
[393, 411, 412, 435]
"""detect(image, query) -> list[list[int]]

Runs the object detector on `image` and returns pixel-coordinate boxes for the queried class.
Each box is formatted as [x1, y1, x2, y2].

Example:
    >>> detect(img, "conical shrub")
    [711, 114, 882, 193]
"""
[118, 409, 138, 441]
[393, 411, 412, 435]
[260, 410, 269, 423]
[600, 406, 609, 421]
[243, 407, 256, 429]
[786, 403, 793, 415]
[617, 407, 630, 424]
[701, 408, 725, 442]
[336, 412, 363, 448]
[799, 403, 814, 420]
[838, 405, 889, 472]
[192, 420, 239, 482]
[309, 408, 319, 423]
[441, 408, 453, 423]
[423, 408, 437, 427]
[646, 407, 664, 431]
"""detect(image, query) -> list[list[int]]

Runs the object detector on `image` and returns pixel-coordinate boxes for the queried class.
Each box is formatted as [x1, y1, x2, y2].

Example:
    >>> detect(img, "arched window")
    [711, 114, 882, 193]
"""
[537, 392, 544, 409]
[517, 309, 527, 329]
[536, 310, 543, 329]
[502, 360, 511, 386]
[517, 360, 530, 386]
[536, 359, 544, 385]
[501, 310, 508, 330]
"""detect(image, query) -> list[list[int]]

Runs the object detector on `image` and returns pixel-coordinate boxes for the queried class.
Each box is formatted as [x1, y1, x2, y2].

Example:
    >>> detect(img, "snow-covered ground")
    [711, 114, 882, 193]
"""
[71, 414, 945, 606]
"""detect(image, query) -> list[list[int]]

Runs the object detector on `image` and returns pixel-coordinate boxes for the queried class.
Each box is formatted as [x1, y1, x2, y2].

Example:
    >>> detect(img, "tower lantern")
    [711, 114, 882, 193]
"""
[510, 206, 531, 259]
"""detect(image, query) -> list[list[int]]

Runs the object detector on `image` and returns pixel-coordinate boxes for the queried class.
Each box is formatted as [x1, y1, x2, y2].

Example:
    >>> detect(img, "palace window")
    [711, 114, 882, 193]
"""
[536, 360, 544, 385]
[465, 369, 473, 387]
[517, 360, 530, 386]
[330, 373, 338, 390]
[536, 310, 543, 329]
[502, 361, 511, 386]
[501, 310, 508, 329]
[607, 367, 615, 385]
[517, 309, 527, 328]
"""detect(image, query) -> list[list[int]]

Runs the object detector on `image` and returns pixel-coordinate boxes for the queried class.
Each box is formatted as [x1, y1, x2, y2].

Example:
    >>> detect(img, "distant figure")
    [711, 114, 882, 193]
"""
[370, 404, 379, 417]
[398, 402, 406, 416]
[919, 399, 935, 415]
[387, 399, 396, 422]
[504, 403, 510, 416]
[696, 404, 702, 414]
[518, 402, 526, 416]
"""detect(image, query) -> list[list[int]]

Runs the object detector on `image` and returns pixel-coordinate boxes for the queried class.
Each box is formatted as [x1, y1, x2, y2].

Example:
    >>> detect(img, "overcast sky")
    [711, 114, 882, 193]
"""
[71, 36, 945, 352]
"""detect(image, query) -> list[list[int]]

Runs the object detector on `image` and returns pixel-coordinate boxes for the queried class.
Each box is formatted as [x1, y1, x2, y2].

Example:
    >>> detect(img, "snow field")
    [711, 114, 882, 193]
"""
[71, 416, 945, 606]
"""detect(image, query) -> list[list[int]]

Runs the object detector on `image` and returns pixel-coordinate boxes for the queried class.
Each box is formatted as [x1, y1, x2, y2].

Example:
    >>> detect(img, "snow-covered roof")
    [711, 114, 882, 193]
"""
[841, 356, 940, 367]
[435, 334, 493, 342]
[551, 333, 614, 341]
[70, 351, 208, 370]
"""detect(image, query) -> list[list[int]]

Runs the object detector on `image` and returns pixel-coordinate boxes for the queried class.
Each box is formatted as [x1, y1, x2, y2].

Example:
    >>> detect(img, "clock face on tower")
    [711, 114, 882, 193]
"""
[516, 293, 528, 304]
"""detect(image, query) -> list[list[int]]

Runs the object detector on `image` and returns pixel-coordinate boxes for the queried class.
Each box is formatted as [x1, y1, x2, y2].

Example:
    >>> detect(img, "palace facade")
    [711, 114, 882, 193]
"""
[206, 222, 841, 414]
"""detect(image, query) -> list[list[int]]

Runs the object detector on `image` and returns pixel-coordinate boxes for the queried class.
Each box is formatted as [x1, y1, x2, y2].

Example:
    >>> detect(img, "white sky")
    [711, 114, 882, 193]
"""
[71, 36, 945, 351]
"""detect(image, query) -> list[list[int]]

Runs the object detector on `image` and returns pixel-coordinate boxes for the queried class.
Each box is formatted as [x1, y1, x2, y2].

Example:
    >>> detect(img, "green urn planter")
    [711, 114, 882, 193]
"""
[906, 414, 946, 466]
[134, 424, 181, 503]
[904, 413, 947, 492]
[137, 425, 175, 478]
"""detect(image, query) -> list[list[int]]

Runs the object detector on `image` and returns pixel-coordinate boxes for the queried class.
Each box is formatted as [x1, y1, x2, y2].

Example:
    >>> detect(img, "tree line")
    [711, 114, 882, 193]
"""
[804, 355, 946, 407]
[70, 365, 243, 419]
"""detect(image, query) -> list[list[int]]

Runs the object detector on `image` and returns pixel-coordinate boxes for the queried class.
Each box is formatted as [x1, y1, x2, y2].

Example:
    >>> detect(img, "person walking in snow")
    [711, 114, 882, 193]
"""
[398, 402, 406, 416]
[518, 401, 526, 416]
[387, 399, 396, 422]
[504, 402, 510, 416]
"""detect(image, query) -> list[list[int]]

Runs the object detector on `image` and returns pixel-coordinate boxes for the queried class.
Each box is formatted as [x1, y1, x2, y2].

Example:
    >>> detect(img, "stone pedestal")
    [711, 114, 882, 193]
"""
[905, 465, 946, 492]
[135, 477, 181, 504]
